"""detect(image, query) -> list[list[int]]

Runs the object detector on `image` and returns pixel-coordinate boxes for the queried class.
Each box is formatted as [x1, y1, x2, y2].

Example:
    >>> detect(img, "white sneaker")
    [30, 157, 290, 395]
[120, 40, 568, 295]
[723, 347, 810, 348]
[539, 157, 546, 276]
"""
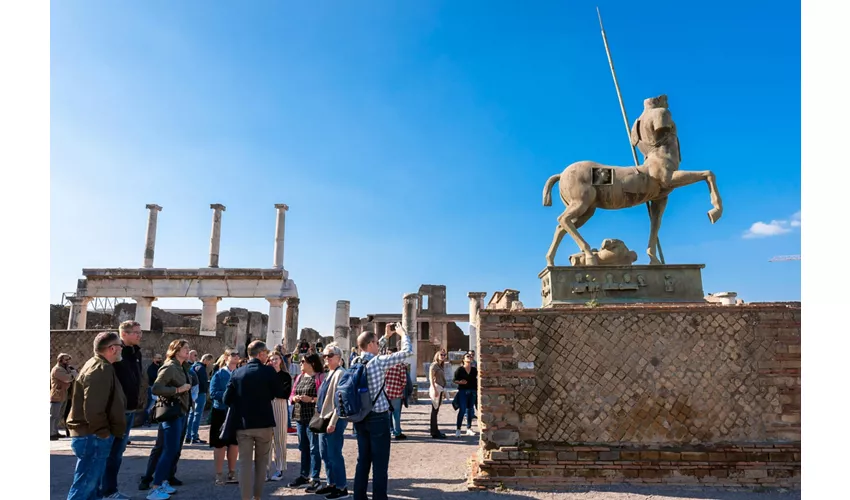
[160, 481, 177, 494]
[466, 429, 476, 436]
[455, 430, 461, 438]
[145, 487, 170, 500]
[269, 471, 284, 482]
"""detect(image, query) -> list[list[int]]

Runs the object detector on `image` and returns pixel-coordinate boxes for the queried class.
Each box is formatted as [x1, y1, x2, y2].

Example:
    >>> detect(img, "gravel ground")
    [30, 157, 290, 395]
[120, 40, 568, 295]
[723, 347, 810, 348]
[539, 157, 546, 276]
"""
[50, 401, 800, 500]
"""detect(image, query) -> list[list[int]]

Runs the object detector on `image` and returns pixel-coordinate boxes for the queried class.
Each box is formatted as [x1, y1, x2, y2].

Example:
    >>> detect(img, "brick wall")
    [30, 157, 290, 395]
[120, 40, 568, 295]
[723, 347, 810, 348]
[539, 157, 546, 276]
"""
[49, 330, 227, 426]
[471, 303, 800, 489]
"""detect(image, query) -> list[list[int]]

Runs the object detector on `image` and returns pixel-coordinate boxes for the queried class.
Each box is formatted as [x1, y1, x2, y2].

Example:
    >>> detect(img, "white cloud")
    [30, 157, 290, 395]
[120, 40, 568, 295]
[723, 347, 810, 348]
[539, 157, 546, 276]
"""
[742, 211, 801, 239]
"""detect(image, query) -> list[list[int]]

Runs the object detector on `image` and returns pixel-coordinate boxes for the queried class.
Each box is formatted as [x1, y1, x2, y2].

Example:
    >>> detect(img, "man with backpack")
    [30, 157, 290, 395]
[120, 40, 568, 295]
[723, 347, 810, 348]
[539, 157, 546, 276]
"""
[336, 323, 412, 500]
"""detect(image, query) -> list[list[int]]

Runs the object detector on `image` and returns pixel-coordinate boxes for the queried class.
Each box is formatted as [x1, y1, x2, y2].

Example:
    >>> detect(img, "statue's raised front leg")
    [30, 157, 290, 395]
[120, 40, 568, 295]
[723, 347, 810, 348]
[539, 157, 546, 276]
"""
[646, 197, 668, 265]
[669, 170, 723, 224]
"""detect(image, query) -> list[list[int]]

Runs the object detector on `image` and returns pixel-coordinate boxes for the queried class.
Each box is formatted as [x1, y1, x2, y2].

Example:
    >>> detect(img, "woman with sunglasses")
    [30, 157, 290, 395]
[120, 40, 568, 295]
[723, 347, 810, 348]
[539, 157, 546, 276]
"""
[265, 348, 292, 482]
[428, 350, 448, 439]
[452, 351, 478, 437]
[311, 343, 349, 498]
[288, 353, 325, 491]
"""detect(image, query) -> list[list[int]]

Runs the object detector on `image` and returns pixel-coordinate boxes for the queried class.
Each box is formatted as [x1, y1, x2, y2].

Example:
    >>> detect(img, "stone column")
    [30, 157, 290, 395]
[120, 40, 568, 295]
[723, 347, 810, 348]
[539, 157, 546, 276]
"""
[468, 292, 487, 352]
[199, 296, 220, 336]
[284, 297, 300, 353]
[334, 300, 351, 361]
[143, 204, 162, 268]
[134, 297, 156, 330]
[266, 297, 285, 347]
[349, 318, 362, 358]
[402, 293, 420, 383]
[67, 296, 91, 330]
[273, 204, 289, 269]
[208, 204, 226, 268]
[437, 322, 448, 352]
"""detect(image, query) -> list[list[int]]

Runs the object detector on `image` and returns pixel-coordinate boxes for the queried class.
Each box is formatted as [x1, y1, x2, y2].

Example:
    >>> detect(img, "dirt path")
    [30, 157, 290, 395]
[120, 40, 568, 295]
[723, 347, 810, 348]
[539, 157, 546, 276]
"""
[50, 401, 799, 499]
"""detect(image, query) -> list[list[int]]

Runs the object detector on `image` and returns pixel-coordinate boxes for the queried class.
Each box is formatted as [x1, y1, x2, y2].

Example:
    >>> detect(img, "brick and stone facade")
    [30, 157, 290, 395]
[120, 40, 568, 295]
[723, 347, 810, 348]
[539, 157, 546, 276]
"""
[471, 303, 800, 489]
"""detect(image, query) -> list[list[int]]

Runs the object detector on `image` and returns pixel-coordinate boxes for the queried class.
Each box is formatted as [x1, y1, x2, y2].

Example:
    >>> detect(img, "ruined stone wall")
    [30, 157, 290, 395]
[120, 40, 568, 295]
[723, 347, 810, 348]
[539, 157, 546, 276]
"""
[49, 329, 226, 426]
[471, 303, 800, 489]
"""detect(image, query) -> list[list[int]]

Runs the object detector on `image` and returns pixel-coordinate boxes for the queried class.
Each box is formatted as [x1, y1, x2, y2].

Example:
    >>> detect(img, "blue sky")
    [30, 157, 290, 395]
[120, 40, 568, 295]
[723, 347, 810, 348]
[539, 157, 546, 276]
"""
[50, 0, 800, 336]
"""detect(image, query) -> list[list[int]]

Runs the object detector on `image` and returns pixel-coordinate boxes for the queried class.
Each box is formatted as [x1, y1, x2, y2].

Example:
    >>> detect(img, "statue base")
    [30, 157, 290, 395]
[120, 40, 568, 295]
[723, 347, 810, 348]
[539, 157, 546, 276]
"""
[538, 264, 706, 307]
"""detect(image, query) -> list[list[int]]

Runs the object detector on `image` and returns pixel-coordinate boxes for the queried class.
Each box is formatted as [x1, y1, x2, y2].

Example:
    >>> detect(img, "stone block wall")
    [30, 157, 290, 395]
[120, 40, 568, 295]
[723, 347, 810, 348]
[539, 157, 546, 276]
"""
[471, 303, 800, 489]
[49, 329, 227, 426]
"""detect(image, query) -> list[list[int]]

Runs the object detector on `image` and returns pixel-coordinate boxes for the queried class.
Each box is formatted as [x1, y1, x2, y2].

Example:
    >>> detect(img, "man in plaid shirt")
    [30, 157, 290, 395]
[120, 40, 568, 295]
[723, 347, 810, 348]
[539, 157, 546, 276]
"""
[352, 323, 412, 500]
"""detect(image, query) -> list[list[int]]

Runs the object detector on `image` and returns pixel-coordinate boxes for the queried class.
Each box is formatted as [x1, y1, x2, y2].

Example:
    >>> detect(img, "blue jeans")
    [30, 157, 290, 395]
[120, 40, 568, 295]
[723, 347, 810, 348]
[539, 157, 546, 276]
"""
[153, 416, 185, 485]
[319, 420, 348, 488]
[296, 421, 321, 480]
[456, 389, 474, 429]
[187, 393, 206, 440]
[68, 434, 114, 500]
[99, 412, 134, 496]
[353, 411, 391, 500]
[389, 398, 402, 436]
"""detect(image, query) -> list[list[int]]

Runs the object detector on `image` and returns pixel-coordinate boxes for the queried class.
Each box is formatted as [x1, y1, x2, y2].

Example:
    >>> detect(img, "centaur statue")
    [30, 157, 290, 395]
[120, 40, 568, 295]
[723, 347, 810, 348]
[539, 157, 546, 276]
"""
[542, 94, 723, 267]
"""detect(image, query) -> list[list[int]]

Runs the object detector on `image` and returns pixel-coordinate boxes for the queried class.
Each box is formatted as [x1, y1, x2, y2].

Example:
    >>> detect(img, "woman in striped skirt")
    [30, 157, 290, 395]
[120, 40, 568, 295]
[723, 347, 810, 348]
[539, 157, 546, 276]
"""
[266, 348, 292, 482]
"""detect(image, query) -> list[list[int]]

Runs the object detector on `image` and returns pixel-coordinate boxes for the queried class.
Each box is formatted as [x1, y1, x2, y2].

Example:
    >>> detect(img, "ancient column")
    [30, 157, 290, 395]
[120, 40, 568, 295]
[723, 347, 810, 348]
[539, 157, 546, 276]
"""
[468, 292, 487, 352]
[334, 300, 351, 361]
[401, 293, 420, 383]
[143, 204, 162, 268]
[134, 297, 156, 330]
[273, 204, 289, 269]
[199, 296, 220, 336]
[284, 296, 300, 352]
[349, 318, 362, 357]
[266, 297, 285, 347]
[67, 296, 91, 330]
[208, 203, 226, 268]
[436, 322, 448, 353]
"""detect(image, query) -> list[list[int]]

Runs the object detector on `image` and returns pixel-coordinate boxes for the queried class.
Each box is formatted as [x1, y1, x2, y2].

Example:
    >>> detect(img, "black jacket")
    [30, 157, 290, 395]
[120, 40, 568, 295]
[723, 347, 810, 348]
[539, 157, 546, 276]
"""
[223, 358, 288, 430]
[192, 361, 210, 394]
[113, 343, 143, 410]
[146, 361, 161, 386]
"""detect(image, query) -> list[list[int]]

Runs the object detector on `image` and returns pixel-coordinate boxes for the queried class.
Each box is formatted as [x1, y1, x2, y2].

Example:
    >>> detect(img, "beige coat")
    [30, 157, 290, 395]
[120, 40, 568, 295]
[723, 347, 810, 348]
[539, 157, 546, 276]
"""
[429, 362, 446, 409]
[50, 364, 76, 402]
[317, 366, 344, 429]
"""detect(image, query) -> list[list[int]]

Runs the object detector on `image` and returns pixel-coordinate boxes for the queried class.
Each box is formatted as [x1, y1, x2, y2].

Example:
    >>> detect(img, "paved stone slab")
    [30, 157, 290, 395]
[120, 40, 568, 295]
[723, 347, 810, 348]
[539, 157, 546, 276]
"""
[50, 402, 799, 500]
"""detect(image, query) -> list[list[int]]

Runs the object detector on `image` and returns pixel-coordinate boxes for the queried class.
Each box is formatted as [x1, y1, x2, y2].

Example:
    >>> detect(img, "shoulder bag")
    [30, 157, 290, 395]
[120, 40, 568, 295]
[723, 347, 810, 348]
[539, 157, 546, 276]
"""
[152, 395, 181, 423]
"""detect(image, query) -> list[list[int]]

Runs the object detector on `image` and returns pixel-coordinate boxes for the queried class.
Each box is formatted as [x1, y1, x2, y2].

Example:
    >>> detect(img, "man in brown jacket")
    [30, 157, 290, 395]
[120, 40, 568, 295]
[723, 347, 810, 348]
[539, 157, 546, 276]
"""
[65, 331, 128, 500]
[50, 352, 77, 440]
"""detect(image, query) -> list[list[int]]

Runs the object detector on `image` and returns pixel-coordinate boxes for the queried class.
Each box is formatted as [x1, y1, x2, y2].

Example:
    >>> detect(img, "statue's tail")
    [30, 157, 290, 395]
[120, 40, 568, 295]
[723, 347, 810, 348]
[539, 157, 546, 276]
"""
[542, 174, 560, 207]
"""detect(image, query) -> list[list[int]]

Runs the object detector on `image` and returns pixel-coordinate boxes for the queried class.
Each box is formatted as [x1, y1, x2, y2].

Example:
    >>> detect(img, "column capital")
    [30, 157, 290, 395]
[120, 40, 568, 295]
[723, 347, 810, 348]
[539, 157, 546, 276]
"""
[145, 204, 163, 212]
[210, 203, 226, 211]
[133, 297, 157, 306]
[200, 296, 221, 303]
[286, 296, 300, 307]
[68, 296, 91, 306]
[274, 203, 289, 211]
[468, 292, 487, 299]
[402, 292, 420, 301]
[266, 297, 286, 307]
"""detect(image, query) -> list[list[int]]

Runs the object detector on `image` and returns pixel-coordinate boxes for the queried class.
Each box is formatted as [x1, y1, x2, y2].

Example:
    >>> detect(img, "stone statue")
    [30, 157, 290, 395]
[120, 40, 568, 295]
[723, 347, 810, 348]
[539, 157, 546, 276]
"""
[569, 238, 638, 266]
[542, 95, 723, 266]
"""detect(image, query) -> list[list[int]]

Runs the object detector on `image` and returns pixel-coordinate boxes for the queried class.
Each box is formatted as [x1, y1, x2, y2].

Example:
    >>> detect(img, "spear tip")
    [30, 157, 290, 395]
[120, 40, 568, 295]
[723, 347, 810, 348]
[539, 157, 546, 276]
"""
[596, 6, 603, 27]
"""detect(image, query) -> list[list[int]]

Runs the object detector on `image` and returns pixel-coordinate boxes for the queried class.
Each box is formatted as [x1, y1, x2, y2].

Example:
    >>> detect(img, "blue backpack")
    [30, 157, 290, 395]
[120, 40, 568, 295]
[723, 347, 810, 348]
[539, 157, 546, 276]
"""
[335, 356, 386, 423]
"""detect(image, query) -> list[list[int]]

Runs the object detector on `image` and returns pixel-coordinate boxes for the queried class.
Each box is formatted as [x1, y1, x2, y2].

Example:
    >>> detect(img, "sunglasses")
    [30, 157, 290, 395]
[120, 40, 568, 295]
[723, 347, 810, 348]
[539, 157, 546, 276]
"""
[322, 353, 336, 358]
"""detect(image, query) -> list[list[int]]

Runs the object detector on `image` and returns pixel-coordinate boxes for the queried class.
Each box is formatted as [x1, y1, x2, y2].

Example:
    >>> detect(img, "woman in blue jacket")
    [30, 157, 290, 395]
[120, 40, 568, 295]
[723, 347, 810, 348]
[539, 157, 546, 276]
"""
[209, 348, 240, 485]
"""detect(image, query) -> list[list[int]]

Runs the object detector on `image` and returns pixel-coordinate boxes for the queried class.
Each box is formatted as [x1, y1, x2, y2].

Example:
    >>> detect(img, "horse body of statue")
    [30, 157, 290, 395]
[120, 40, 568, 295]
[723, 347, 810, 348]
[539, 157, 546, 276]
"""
[543, 95, 723, 267]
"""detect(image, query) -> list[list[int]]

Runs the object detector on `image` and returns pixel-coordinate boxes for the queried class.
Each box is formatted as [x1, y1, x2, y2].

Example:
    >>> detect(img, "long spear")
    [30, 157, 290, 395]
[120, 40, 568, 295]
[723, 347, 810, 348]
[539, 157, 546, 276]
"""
[596, 6, 665, 265]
